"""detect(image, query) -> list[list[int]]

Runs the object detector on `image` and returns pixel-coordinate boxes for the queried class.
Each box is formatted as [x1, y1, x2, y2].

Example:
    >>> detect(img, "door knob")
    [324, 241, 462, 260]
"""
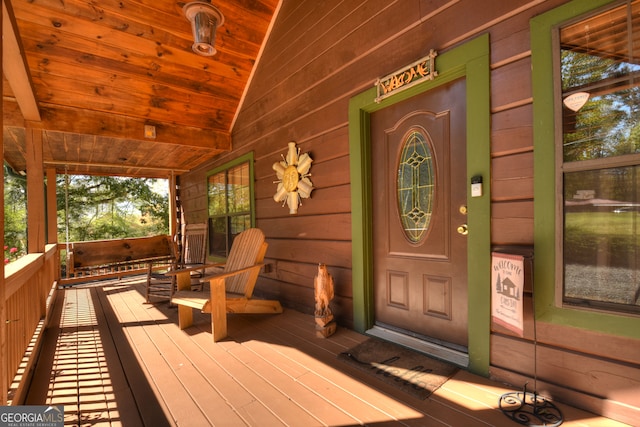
[457, 224, 468, 235]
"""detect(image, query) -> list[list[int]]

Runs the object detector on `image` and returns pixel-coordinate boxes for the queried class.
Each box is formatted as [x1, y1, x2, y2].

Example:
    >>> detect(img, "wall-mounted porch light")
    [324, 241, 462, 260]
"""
[183, 1, 224, 56]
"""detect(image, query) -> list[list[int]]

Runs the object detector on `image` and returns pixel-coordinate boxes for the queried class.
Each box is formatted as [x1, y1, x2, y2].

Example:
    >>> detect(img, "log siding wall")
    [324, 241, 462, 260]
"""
[179, 0, 639, 423]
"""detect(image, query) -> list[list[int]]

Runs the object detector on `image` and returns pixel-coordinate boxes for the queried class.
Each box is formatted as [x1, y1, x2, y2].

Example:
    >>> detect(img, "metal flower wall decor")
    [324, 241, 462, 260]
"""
[273, 142, 314, 214]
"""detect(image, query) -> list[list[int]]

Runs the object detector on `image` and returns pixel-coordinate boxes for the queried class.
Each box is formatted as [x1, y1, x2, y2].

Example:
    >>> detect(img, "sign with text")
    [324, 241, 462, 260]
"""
[0, 406, 64, 427]
[375, 50, 438, 103]
[491, 252, 524, 337]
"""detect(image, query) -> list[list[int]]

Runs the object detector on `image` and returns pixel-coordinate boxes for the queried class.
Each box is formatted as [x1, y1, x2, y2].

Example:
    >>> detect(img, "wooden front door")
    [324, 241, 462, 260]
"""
[371, 78, 468, 350]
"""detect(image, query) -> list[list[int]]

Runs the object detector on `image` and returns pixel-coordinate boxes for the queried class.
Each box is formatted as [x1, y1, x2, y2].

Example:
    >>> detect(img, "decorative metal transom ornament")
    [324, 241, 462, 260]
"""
[273, 142, 314, 214]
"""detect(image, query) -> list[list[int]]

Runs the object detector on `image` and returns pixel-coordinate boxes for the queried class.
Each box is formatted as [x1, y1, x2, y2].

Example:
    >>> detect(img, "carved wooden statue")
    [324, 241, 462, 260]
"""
[314, 263, 336, 338]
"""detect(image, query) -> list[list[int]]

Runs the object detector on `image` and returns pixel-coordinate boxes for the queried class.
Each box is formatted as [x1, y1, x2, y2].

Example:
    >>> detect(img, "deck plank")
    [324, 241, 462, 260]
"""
[106, 282, 217, 426]
[228, 343, 362, 426]
[264, 335, 479, 426]
[109, 283, 261, 426]
[23, 279, 632, 427]
[91, 286, 158, 427]
[188, 326, 321, 425]
[94, 284, 173, 427]
[110, 281, 289, 426]
[215, 310, 487, 426]
[157, 327, 284, 425]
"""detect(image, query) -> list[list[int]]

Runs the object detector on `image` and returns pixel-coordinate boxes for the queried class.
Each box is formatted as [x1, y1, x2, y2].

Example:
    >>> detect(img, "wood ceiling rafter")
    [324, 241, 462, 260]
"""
[2, 0, 39, 122]
[38, 106, 232, 150]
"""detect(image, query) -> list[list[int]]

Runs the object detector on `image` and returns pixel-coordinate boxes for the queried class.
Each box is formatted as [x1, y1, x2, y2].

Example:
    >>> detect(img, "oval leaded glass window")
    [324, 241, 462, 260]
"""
[397, 129, 435, 243]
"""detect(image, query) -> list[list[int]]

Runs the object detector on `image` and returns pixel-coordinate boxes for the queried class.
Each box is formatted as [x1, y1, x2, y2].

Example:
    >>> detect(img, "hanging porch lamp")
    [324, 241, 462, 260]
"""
[183, 1, 224, 56]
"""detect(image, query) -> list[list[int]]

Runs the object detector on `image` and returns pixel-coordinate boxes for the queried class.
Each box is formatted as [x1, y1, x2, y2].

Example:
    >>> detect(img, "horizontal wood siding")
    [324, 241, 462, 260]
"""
[179, 0, 639, 423]
[486, 1, 640, 424]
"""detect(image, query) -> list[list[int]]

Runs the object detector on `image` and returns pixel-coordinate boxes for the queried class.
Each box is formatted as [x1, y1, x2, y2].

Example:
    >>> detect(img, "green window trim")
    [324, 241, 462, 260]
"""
[532, 0, 640, 339]
[206, 152, 256, 261]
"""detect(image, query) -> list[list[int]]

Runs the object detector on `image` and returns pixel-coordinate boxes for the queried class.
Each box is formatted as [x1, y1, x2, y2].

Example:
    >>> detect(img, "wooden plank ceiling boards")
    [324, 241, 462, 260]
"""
[2, 0, 280, 178]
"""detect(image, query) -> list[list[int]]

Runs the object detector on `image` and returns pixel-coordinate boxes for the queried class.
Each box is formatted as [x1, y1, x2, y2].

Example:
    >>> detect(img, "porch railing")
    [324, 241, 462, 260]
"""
[2, 236, 174, 404]
[2, 244, 59, 405]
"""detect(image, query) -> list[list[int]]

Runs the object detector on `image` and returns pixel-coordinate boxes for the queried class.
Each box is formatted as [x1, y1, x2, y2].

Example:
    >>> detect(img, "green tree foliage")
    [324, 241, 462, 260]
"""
[3, 166, 27, 261]
[561, 49, 640, 204]
[5, 168, 170, 263]
[57, 175, 169, 242]
[561, 50, 640, 162]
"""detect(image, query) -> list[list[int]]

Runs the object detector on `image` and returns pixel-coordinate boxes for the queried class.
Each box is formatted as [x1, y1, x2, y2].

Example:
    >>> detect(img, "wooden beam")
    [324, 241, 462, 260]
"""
[2, 98, 25, 127]
[45, 168, 57, 245]
[26, 124, 46, 253]
[39, 106, 231, 150]
[169, 174, 178, 237]
[2, 0, 39, 121]
[44, 160, 188, 175]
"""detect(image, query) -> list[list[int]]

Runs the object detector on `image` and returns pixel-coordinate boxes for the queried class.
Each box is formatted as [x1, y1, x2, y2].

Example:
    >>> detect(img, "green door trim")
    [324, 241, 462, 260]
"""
[348, 34, 491, 375]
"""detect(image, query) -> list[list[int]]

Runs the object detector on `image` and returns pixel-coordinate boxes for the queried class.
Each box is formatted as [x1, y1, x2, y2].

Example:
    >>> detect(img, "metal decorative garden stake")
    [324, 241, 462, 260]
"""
[498, 255, 564, 426]
[499, 383, 563, 426]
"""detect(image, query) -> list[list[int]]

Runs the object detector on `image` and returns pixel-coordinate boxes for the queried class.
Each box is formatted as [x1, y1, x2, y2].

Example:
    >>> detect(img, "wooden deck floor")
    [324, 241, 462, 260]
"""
[23, 276, 630, 426]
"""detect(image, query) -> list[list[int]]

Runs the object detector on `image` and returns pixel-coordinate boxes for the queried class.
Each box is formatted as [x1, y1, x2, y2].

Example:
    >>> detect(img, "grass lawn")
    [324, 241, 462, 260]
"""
[564, 211, 640, 306]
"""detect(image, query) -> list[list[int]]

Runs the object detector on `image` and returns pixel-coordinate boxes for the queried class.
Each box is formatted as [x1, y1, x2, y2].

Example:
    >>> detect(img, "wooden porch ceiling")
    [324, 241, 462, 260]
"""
[2, 0, 280, 179]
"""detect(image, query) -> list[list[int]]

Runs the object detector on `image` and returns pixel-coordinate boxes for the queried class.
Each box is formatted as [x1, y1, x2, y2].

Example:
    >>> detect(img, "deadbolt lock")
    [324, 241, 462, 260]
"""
[459, 205, 468, 215]
[457, 224, 468, 235]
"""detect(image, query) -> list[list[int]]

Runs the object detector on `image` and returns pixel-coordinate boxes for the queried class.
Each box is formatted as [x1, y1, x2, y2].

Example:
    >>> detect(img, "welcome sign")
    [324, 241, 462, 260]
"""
[491, 253, 525, 337]
[375, 50, 438, 103]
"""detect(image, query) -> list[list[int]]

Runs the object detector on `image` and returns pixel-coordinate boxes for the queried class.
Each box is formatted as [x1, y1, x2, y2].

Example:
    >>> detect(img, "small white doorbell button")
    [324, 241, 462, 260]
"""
[471, 175, 483, 198]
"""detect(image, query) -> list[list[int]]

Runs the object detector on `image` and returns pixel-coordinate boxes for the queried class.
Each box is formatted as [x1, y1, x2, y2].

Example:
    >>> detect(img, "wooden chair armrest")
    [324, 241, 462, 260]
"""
[163, 262, 225, 276]
[200, 263, 264, 282]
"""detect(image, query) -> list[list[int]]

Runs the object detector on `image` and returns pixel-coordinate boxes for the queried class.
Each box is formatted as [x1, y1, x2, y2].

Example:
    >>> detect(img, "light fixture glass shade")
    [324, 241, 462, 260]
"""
[183, 2, 224, 56]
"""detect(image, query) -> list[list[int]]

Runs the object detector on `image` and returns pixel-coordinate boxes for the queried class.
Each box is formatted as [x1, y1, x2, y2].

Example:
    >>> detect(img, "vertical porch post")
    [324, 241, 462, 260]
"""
[169, 173, 178, 237]
[25, 123, 46, 254]
[46, 168, 58, 245]
[0, 5, 6, 403]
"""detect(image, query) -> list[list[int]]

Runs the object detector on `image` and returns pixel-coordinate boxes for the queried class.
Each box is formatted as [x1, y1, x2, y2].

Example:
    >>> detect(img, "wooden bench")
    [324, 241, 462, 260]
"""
[61, 235, 176, 286]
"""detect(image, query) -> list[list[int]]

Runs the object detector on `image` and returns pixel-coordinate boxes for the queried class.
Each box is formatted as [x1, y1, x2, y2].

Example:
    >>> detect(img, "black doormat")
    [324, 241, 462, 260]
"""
[338, 338, 458, 400]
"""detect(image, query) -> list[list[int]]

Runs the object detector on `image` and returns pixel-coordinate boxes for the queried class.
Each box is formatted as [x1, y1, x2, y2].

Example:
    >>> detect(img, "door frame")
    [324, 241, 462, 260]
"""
[348, 34, 491, 376]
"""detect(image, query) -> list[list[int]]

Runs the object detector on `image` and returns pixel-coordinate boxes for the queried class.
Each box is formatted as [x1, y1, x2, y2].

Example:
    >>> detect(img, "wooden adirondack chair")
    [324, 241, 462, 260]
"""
[170, 228, 282, 341]
[145, 223, 208, 303]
